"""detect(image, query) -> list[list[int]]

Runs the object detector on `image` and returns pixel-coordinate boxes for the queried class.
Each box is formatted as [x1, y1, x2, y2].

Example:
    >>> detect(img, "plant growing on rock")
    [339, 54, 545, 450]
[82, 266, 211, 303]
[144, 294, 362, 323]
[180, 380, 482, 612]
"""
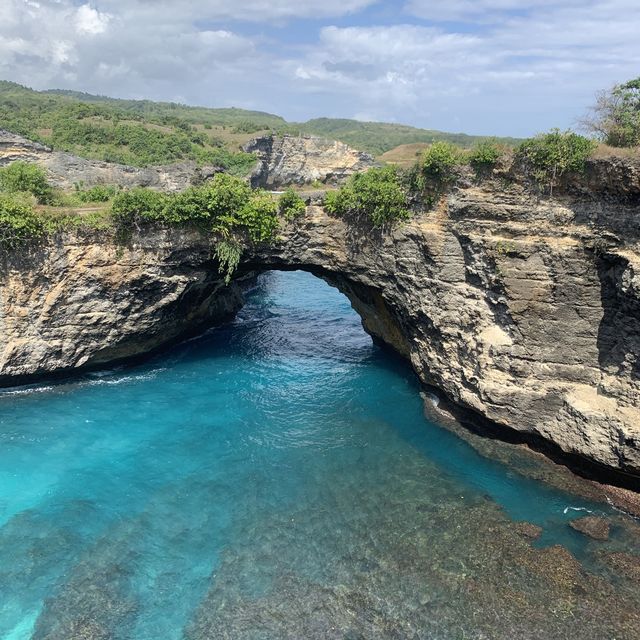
[278, 188, 306, 220]
[516, 129, 596, 196]
[468, 140, 503, 173]
[110, 174, 280, 243]
[111, 188, 170, 226]
[214, 238, 243, 284]
[420, 142, 463, 182]
[0, 162, 54, 204]
[0, 193, 45, 248]
[324, 166, 409, 227]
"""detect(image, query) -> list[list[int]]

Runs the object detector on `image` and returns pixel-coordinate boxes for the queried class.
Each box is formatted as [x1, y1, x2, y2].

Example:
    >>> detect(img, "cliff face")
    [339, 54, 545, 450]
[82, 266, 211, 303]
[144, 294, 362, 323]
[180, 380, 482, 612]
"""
[0, 160, 639, 482]
[243, 134, 375, 188]
[0, 129, 221, 191]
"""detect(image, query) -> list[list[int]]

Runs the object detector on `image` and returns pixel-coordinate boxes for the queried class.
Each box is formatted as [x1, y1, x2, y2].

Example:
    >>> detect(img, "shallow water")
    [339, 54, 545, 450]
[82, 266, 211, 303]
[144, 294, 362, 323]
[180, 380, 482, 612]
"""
[0, 271, 638, 639]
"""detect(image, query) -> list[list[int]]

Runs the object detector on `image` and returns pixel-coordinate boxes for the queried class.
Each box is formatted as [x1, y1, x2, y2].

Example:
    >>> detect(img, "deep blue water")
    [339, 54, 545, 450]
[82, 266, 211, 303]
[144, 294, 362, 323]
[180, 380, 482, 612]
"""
[0, 271, 632, 639]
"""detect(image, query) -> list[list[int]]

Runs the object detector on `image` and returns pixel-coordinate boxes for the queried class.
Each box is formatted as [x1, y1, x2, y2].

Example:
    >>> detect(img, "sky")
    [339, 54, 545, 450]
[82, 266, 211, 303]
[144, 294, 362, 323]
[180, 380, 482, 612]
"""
[0, 0, 639, 137]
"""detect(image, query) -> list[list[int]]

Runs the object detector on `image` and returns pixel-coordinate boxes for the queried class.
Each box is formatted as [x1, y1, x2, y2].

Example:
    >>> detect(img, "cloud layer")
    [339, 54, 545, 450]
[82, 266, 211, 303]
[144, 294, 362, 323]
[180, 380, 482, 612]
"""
[1, 0, 638, 136]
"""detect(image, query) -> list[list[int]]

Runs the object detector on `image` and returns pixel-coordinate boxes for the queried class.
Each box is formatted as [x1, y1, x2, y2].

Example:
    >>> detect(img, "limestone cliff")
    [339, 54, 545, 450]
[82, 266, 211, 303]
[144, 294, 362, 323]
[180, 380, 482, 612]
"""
[0, 159, 639, 485]
[0, 129, 221, 191]
[243, 134, 375, 188]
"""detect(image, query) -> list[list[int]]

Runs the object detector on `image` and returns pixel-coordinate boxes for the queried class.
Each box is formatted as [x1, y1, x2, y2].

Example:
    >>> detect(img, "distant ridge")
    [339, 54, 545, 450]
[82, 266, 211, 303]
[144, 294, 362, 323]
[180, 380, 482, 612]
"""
[0, 80, 520, 166]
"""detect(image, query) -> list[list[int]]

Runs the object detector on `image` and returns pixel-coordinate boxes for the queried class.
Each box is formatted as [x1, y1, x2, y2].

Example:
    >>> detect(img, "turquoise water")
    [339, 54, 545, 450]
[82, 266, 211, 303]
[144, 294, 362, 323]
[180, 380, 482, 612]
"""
[0, 271, 637, 639]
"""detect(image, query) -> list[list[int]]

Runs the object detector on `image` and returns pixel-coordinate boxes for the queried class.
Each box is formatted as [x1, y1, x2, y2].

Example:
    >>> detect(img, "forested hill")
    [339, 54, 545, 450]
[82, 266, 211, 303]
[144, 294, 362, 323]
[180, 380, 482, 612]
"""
[0, 80, 519, 169]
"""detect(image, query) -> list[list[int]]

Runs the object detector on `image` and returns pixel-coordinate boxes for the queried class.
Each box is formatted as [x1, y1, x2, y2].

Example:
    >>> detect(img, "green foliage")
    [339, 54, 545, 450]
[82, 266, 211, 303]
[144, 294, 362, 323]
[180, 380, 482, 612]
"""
[0, 81, 519, 166]
[0, 193, 44, 248]
[232, 120, 266, 134]
[468, 140, 502, 171]
[324, 166, 409, 227]
[278, 188, 306, 220]
[236, 190, 279, 242]
[420, 142, 462, 181]
[195, 148, 258, 176]
[75, 184, 119, 203]
[583, 77, 640, 148]
[214, 238, 243, 284]
[111, 188, 170, 226]
[0, 83, 259, 173]
[516, 129, 597, 194]
[0, 162, 54, 204]
[300, 117, 521, 156]
[111, 174, 279, 244]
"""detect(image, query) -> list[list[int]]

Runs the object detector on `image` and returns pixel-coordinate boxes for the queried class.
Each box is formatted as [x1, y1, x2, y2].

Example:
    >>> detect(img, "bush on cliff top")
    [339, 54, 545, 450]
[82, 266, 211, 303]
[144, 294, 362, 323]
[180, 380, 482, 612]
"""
[0, 193, 45, 248]
[279, 188, 306, 220]
[468, 140, 503, 172]
[110, 174, 279, 242]
[324, 166, 409, 227]
[516, 129, 596, 195]
[420, 141, 463, 181]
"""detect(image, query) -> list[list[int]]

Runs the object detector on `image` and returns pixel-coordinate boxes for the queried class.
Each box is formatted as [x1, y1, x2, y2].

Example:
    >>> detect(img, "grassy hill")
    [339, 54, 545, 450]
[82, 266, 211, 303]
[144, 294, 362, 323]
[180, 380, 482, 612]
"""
[0, 81, 520, 172]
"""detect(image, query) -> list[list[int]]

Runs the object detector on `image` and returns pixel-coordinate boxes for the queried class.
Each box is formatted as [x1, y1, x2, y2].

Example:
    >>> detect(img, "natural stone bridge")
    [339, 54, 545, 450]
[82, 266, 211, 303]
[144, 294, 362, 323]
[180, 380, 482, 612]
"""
[1, 163, 640, 486]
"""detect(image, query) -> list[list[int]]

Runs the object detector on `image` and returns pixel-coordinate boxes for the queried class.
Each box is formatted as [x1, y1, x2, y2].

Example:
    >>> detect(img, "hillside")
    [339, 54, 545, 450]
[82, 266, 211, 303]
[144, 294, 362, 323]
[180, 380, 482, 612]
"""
[0, 81, 520, 170]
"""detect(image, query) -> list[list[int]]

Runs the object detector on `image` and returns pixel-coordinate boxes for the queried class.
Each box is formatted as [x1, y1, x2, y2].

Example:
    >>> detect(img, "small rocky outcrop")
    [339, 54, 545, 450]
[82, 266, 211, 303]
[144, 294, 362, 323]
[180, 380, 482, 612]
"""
[569, 516, 611, 541]
[243, 134, 375, 188]
[0, 129, 222, 192]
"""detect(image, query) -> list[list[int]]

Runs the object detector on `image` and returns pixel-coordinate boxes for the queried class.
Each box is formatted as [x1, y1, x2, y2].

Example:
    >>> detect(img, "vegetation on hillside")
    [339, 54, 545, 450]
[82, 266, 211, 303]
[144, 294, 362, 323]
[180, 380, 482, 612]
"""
[0, 81, 520, 166]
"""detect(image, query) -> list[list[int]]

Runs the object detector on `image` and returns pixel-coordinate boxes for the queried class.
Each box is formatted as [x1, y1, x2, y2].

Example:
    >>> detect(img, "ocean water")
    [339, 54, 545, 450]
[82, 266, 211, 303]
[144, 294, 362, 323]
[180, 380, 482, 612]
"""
[0, 270, 638, 640]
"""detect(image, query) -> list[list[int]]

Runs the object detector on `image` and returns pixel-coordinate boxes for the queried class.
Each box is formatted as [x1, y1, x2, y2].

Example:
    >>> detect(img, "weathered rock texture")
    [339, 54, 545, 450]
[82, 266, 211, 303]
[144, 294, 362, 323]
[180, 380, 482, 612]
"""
[243, 134, 375, 188]
[0, 129, 221, 191]
[1, 159, 639, 484]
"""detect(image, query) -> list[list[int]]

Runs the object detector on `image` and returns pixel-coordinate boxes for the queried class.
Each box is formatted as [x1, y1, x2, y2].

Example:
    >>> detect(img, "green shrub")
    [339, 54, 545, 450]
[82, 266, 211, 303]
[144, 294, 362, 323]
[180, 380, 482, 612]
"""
[0, 193, 45, 248]
[468, 140, 502, 171]
[111, 188, 169, 226]
[75, 184, 119, 203]
[110, 174, 280, 244]
[0, 162, 54, 204]
[420, 142, 462, 181]
[236, 190, 279, 242]
[279, 189, 306, 220]
[516, 129, 597, 194]
[324, 166, 409, 227]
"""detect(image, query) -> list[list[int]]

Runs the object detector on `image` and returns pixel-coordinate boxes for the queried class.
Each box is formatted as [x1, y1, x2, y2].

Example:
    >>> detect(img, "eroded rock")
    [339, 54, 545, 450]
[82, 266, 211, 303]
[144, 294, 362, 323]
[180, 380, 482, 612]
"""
[243, 134, 375, 188]
[0, 129, 221, 191]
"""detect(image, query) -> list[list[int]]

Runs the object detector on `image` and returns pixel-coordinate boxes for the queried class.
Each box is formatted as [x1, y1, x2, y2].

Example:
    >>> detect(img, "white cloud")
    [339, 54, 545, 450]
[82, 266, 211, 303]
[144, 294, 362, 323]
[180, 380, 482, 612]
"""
[75, 5, 111, 36]
[0, 0, 638, 136]
[98, 0, 377, 23]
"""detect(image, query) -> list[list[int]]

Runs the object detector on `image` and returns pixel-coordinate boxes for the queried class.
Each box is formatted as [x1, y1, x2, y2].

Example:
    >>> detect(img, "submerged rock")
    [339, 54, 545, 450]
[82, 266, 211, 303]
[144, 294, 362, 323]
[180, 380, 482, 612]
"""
[597, 551, 640, 583]
[569, 516, 611, 541]
[513, 521, 543, 540]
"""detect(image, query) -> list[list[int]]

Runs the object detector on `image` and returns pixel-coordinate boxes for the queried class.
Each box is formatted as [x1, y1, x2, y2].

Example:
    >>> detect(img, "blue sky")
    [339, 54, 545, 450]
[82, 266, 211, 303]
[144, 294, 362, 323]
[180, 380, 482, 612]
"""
[1, 1, 639, 137]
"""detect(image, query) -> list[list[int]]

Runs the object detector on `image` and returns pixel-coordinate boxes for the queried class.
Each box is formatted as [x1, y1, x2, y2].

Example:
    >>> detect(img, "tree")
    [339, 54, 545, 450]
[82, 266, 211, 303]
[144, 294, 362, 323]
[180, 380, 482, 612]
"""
[0, 162, 54, 204]
[582, 77, 640, 148]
